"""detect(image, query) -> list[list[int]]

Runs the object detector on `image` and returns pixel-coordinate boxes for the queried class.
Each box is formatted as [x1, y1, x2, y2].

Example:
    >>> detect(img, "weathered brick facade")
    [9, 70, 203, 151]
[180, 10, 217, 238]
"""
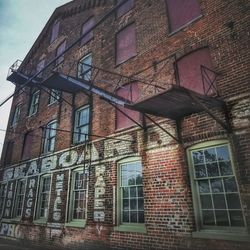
[0, 0, 249, 249]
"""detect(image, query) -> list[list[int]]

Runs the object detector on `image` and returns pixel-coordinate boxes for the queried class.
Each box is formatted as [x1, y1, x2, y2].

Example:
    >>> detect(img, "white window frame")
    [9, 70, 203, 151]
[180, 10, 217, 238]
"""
[43, 120, 57, 153]
[35, 175, 52, 223]
[28, 90, 40, 116]
[48, 89, 61, 105]
[0, 182, 7, 219]
[73, 106, 90, 144]
[115, 157, 146, 233]
[77, 53, 92, 81]
[13, 179, 26, 219]
[11, 103, 21, 127]
[187, 140, 249, 241]
[66, 168, 88, 228]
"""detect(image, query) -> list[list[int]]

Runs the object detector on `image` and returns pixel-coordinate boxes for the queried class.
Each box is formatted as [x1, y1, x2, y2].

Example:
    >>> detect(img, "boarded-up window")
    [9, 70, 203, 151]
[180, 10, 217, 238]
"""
[117, 0, 134, 18]
[116, 24, 137, 65]
[50, 20, 60, 43]
[56, 40, 66, 65]
[176, 48, 216, 95]
[4, 141, 14, 165]
[36, 59, 45, 78]
[22, 132, 34, 160]
[81, 17, 95, 45]
[116, 83, 140, 129]
[166, 0, 201, 32]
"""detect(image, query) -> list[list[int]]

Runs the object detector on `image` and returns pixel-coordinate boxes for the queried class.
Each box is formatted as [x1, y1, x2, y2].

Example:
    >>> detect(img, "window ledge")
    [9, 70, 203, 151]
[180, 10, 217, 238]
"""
[192, 230, 250, 242]
[114, 224, 146, 234]
[65, 220, 86, 228]
[33, 219, 47, 226]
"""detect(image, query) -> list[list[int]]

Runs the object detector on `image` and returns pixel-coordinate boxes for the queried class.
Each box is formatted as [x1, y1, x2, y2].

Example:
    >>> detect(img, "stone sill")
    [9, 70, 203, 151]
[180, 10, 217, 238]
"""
[114, 224, 147, 234]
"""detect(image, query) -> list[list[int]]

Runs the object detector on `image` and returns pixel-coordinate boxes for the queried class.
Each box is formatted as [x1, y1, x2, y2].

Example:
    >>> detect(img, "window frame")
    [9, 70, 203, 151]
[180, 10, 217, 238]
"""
[66, 167, 89, 228]
[43, 120, 57, 154]
[0, 182, 7, 219]
[73, 106, 90, 145]
[115, 157, 146, 233]
[115, 22, 137, 66]
[187, 140, 249, 240]
[80, 16, 95, 46]
[13, 179, 26, 219]
[165, 0, 202, 35]
[11, 103, 21, 127]
[48, 89, 61, 105]
[28, 90, 40, 117]
[77, 53, 92, 81]
[116, 0, 134, 18]
[35, 174, 52, 223]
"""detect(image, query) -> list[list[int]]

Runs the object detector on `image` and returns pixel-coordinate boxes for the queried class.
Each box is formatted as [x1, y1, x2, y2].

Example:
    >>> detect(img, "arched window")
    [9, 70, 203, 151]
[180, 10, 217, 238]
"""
[50, 20, 60, 43]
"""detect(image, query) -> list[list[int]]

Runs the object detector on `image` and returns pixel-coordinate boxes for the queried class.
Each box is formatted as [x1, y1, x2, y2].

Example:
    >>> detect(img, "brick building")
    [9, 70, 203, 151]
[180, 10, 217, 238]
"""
[0, 0, 249, 249]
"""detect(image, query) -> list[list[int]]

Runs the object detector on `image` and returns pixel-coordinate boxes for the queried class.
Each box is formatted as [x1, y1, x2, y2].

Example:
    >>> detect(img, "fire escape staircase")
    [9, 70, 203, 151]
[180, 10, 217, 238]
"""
[7, 60, 230, 143]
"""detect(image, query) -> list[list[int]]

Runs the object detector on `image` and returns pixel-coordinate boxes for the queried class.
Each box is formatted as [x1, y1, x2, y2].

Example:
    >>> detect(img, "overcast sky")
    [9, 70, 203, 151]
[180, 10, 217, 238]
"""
[0, 0, 70, 157]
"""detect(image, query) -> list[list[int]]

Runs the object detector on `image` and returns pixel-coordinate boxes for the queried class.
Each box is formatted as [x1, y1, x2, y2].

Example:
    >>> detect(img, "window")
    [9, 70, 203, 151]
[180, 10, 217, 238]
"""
[73, 106, 90, 144]
[28, 90, 40, 116]
[50, 20, 60, 43]
[0, 183, 7, 218]
[187, 141, 246, 232]
[166, 0, 201, 32]
[78, 54, 92, 81]
[68, 169, 88, 226]
[116, 23, 137, 65]
[36, 175, 51, 221]
[13, 180, 26, 218]
[116, 158, 145, 232]
[116, 83, 140, 130]
[48, 89, 61, 105]
[36, 59, 45, 78]
[176, 48, 216, 95]
[43, 120, 57, 153]
[22, 131, 34, 160]
[11, 103, 21, 126]
[4, 141, 14, 165]
[117, 0, 134, 18]
[55, 40, 66, 65]
[81, 17, 95, 45]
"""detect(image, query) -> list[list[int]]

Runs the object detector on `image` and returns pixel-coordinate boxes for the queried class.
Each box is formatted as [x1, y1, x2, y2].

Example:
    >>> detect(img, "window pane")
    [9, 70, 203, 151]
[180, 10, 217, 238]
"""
[123, 199, 129, 210]
[219, 161, 233, 175]
[166, 0, 201, 32]
[226, 194, 241, 209]
[116, 24, 136, 65]
[206, 163, 219, 177]
[216, 146, 230, 161]
[224, 177, 237, 192]
[130, 211, 137, 222]
[213, 194, 226, 209]
[200, 195, 213, 209]
[198, 180, 210, 193]
[202, 210, 215, 225]
[194, 164, 207, 178]
[130, 187, 136, 197]
[123, 211, 129, 222]
[215, 210, 229, 226]
[204, 148, 217, 162]
[192, 150, 204, 165]
[229, 211, 244, 227]
[210, 179, 223, 193]
[123, 187, 129, 198]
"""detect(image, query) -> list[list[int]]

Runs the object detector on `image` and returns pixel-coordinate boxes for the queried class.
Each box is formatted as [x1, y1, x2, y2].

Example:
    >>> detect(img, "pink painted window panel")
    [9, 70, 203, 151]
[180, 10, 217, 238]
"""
[117, 0, 134, 18]
[22, 132, 33, 160]
[36, 59, 45, 78]
[56, 40, 66, 65]
[116, 24, 136, 65]
[81, 17, 95, 45]
[166, 0, 201, 32]
[50, 20, 60, 43]
[177, 48, 216, 95]
[116, 83, 140, 129]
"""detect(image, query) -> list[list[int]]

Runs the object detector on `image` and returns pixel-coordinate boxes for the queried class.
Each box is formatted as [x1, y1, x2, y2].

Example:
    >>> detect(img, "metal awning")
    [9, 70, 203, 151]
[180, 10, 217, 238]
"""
[42, 72, 128, 106]
[7, 71, 41, 86]
[128, 85, 224, 120]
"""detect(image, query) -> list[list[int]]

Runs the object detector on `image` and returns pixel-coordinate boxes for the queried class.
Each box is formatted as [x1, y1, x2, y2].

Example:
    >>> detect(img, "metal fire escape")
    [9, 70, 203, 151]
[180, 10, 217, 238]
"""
[7, 58, 229, 144]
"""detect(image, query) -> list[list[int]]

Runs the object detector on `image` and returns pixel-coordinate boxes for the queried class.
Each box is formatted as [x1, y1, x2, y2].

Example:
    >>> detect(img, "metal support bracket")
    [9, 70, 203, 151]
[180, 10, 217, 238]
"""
[188, 92, 231, 133]
[144, 114, 180, 143]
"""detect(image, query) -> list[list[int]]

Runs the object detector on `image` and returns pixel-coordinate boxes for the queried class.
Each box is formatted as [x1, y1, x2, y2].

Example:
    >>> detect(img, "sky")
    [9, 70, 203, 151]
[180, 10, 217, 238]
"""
[0, 0, 71, 157]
